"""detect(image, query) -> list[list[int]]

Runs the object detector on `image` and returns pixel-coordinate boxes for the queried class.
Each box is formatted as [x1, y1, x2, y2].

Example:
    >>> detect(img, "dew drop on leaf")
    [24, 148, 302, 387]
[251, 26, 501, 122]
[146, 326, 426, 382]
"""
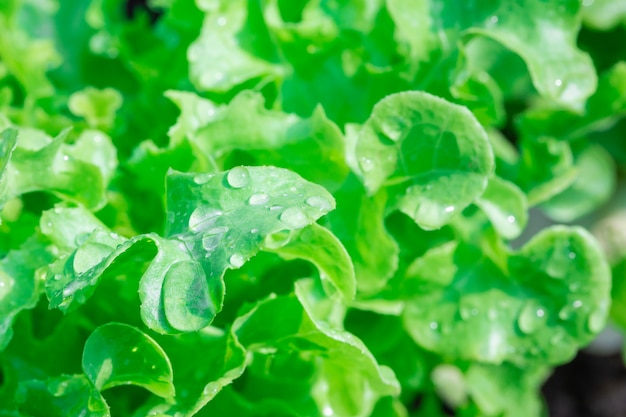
[248, 193, 269, 205]
[587, 308, 605, 333]
[193, 173, 214, 184]
[359, 157, 375, 172]
[305, 196, 332, 211]
[517, 302, 546, 334]
[189, 207, 222, 232]
[229, 253, 245, 268]
[380, 118, 404, 142]
[280, 207, 308, 229]
[226, 166, 250, 188]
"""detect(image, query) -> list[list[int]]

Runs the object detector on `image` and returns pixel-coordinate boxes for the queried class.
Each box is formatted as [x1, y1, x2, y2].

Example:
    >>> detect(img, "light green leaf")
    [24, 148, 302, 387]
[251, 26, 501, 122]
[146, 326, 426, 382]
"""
[541, 144, 616, 222]
[232, 279, 400, 417]
[465, 363, 548, 417]
[47, 167, 335, 333]
[1, 127, 115, 210]
[518, 61, 626, 142]
[68, 87, 123, 130]
[0, 7, 60, 98]
[145, 328, 247, 416]
[188, 0, 285, 92]
[519, 136, 578, 206]
[0, 237, 51, 350]
[348, 91, 494, 230]
[264, 222, 356, 301]
[191, 91, 350, 192]
[0, 128, 17, 208]
[82, 323, 175, 399]
[15, 375, 109, 417]
[462, 0, 596, 108]
[403, 226, 611, 367]
[475, 176, 528, 240]
[327, 177, 399, 294]
[582, 0, 626, 30]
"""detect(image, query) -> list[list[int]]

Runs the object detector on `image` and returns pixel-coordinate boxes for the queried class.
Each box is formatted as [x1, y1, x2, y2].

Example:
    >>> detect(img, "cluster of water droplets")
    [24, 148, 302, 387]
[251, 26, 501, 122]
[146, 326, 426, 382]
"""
[186, 167, 334, 270]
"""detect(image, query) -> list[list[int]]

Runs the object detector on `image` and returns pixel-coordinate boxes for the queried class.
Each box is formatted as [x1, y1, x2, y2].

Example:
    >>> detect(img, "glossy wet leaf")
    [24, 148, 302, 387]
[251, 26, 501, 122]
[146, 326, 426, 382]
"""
[348, 91, 494, 230]
[403, 226, 611, 366]
[82, 323, 174, 399]
[46, 167, 335, 333]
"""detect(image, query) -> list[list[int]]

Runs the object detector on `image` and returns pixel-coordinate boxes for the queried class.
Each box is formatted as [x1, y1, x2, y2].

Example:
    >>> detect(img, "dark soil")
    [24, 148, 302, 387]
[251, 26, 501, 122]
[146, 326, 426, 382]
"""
[543, 351, 626, 417]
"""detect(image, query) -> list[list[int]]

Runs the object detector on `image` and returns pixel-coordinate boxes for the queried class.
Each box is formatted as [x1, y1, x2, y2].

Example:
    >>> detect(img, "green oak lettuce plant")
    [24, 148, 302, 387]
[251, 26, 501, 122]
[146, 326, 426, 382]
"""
[0, 0, 625, 416]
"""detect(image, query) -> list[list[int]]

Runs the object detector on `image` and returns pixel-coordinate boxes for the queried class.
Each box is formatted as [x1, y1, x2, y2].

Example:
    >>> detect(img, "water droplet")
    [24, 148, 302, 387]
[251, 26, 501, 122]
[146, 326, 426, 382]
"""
[193, 173, 214, 184]
[587, 309, 605, 333]
[380, 120, 405, 142]
[507, 215, 515, 223]
[559, 300, 583, 321]
[518, 302, 547, 334]
[429, 322, 438, 330]
[306, 196, 332, 211]
[62, 155, 69, 161]
[444, 206, 455, 213]
[459, 307, 472, 320]
[189, 207, 222, 232]
[53, 274, 62, 281]
[217, 16, 227, 26]
[207, 226, 229, 235]
[264, 229, 292, 249]
[568, 252, 576, 259]
[359, 157, 374, 172]
[489, 15, 499, 24]
[109, 232, 120, 239]
[555, 79, 562, 87]
[229, 254, 245, 268]
[202, 236, 219, 252]
[248, 193, 269, 205]
[250, 228, 259, 233]
[280, 207, 309, 229]
[289, 186, 297, 192]
[227, 167, 250, 188]
[269, 205, 282, 211]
